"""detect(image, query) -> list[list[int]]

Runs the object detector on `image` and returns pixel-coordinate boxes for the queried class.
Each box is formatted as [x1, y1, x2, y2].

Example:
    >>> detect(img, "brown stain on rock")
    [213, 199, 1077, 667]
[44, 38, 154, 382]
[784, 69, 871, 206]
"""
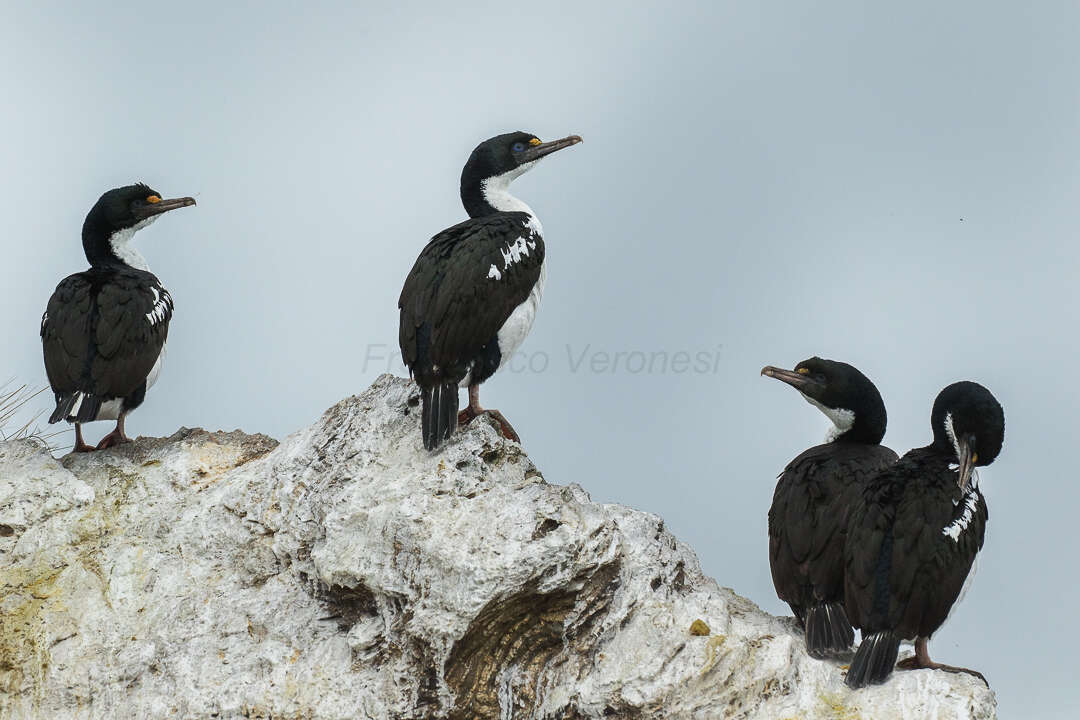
[0, 562, 64, 697]
[445, 560, 620, 720]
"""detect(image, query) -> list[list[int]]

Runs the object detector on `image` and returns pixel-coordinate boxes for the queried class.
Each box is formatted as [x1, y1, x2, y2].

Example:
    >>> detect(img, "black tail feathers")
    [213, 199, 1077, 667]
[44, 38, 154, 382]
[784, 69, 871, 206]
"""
[846, 630, 901, 689]
[805, 602, 855, 658]
[421, 382, 459, 450]
[49, 391, 101, 424]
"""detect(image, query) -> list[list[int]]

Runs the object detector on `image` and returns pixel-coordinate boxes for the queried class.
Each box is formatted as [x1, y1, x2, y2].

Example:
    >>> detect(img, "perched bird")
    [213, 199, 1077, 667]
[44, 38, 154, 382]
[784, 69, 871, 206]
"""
[399, 131, 582, 450]
[761, 358, 898, 657]
[844, 381, 1005, 688]
[41, 184, 195, 451]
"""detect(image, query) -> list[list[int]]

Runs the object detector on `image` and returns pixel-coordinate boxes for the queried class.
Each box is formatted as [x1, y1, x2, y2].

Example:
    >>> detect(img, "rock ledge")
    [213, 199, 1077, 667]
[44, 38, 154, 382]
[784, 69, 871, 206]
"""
[0, 375, 996, 719]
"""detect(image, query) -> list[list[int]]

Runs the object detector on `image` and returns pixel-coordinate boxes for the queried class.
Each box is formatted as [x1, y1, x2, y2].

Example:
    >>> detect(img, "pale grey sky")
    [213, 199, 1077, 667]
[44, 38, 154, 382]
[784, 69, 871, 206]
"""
[3, 2, 1077, 716]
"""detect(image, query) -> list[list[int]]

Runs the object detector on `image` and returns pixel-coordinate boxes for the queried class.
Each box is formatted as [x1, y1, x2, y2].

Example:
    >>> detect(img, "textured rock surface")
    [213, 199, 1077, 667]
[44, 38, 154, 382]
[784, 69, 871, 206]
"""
[0, 375, 996, 719]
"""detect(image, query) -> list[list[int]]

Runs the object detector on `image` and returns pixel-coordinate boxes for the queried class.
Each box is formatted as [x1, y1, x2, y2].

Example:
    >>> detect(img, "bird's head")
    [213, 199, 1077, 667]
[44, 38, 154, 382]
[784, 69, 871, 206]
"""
[761, 356, 887, 444]
[460, 131, 581, 217]
[930, 381, 1005, 492]
[82, 183, 196, 269]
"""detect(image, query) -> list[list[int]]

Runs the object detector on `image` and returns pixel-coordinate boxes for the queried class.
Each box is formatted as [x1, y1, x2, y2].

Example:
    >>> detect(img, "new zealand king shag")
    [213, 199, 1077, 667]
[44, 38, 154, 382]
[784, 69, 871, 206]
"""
[844, 381, 1004, 688]
[41, 184, 195, 451]
[399, 131, 581, 450]
[762, 358, 898, 658]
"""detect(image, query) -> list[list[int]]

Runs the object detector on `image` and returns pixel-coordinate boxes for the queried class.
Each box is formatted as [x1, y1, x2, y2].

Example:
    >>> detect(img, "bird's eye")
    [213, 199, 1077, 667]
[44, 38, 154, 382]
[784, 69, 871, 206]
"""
[512, 142, 526, 152]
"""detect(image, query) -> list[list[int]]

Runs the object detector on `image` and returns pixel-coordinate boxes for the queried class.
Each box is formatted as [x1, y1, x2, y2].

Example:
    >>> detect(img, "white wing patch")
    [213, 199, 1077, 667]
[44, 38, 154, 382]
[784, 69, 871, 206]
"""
[943, 483, 980, 542]
[499, 236, 536, 269]
[145, 285, 174, 327]
[40, 312, 48, 334]
[487, 219, 543, 281]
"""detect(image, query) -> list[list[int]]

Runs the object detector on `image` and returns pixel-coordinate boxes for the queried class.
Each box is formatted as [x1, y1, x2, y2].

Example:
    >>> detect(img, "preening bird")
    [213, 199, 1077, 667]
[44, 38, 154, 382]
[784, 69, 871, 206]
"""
[398, 131, 582, 450]
[41, 183, 195, 451]
[761, 358, 898, 657]
[844, 381, 1004, 688]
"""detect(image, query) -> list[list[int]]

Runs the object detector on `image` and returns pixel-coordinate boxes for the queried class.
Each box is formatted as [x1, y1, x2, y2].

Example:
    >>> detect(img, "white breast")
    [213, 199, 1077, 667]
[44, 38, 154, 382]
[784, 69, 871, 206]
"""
[496, 261, 546, 369]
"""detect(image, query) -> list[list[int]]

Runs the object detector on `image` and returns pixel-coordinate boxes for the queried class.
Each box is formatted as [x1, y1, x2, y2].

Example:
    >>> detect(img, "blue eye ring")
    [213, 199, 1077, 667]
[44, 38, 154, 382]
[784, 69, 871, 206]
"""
[512, 142, 526, 152]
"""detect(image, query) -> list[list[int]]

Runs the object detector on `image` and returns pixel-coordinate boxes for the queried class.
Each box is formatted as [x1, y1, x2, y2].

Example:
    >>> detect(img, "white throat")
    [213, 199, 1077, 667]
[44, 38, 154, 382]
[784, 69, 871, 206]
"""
[801, 393, 856, 443]
[109, 217, 157, 271]
[481, 162, 538, 215]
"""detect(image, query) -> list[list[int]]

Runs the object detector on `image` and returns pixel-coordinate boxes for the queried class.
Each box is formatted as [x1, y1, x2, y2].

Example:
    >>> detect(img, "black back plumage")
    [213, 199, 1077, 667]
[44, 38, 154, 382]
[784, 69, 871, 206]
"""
[42, 268, 172, 422]
[844, 446, 988, 639]
[844, 381, 1004, 688]
[769, 442, 898, 652]
[763, 357, 897, 657]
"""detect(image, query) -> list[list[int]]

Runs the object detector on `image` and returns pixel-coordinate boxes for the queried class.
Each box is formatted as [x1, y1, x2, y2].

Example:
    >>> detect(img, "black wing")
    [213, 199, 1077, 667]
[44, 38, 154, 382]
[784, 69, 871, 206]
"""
[398, 212, 544, 384]
[890, 469, 987, 637]
[769, 443, 898, 613]
[844, 449, 987, 637]
[41, 268, 172, 420]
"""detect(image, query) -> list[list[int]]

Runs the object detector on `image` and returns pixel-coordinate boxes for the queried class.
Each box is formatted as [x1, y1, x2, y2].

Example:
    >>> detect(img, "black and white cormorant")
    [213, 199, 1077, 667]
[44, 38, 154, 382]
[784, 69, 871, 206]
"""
[844, 381, 1005, 688]
[399, 131, 582, 450]
[40, 184, 195, 451]
[761, 358, 898, 657]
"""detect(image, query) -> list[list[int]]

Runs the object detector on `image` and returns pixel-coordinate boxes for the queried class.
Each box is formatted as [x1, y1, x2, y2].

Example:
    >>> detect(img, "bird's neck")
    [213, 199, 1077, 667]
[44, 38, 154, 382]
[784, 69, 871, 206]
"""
[833, 421, 884, 445]
[804, 395, 886, 445]
[833, 407, 887, 445]
[82, 220, 155, 271]
[461, 166, 537, 219]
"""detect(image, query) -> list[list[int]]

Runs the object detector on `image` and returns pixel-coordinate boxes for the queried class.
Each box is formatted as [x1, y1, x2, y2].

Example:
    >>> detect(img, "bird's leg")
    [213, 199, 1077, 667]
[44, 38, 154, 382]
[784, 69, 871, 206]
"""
[458, 384, 484, 425]
[96, 414, 132, 450]
[73, 423, 95, 453]
[896, 637, 988, 685]
[456, 385, 522, 444]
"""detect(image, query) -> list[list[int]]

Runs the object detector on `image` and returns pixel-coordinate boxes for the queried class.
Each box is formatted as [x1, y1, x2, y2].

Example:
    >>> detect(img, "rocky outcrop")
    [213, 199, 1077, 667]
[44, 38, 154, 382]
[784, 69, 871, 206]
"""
[0, 375, 996, 719]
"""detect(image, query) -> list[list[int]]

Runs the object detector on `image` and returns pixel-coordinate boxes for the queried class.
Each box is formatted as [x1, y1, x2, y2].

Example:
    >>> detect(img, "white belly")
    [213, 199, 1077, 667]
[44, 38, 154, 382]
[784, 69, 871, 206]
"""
[457, 258, 546, 388]
[95, 397, 124, 421]
[496, 261, 546, 369]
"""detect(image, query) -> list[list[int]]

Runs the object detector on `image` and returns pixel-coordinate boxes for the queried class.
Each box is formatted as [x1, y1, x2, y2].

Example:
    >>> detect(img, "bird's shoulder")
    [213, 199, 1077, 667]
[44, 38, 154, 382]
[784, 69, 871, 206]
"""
[773, 443, 895, 539]
[51, 266, 164, 294]
[855, 446, 984, 555]
[44, 267, 172, 334]
[416, 212, 544, 268]
[781, 442, 897, 485]
[433, 211, 538, 242]
[400, 212, 544, 307]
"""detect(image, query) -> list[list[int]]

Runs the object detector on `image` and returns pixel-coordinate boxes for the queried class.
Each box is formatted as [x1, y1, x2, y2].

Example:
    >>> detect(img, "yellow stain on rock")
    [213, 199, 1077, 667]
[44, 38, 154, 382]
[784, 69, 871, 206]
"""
[0, 561, 65, 698]
[0, 465, 143, 704]
[818, 691, 861, 720]
[689, 619, 711, 636]
[699, 633, 727, 676]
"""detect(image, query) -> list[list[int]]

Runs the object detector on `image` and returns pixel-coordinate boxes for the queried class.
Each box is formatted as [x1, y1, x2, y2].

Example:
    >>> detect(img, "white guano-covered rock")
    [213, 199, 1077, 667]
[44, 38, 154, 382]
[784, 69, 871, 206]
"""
[0, 374, 996, 719]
